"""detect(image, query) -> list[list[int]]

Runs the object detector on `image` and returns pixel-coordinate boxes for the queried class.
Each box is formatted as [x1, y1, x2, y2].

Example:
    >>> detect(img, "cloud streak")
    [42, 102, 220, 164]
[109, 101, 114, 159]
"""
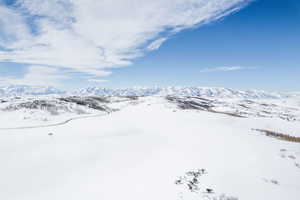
[0, 0, 252, 80]
[199, 66, 255, 72]
[88, 79, 109, 83]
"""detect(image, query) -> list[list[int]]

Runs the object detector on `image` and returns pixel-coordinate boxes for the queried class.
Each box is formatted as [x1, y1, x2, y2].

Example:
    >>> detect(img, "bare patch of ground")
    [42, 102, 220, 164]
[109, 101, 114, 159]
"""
[252, 129, 300, 143]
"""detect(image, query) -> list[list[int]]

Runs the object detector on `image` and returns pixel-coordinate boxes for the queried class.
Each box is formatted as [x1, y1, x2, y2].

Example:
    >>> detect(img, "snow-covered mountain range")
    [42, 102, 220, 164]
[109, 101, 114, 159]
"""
[0, 85, 65, 97]
[1, 85, 295, 99]
[74, 86, 287, 99]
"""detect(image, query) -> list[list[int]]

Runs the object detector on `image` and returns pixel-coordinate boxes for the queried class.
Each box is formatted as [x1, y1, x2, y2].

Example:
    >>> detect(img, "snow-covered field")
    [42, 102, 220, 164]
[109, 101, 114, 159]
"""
[0, 92, 300, 200]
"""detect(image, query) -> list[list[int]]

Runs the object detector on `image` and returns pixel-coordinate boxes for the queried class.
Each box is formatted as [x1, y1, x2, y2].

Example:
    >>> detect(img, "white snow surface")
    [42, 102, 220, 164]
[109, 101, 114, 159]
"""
[0, 96, 300, 200]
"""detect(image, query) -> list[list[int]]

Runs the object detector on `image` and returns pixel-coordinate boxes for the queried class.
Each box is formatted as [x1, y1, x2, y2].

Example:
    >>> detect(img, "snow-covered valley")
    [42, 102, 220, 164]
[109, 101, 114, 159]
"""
[0, 88, 300, 200]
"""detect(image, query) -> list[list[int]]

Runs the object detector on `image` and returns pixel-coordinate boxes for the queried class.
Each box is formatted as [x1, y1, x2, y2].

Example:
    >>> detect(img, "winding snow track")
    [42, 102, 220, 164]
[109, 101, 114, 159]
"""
[0, 113, 108, 130]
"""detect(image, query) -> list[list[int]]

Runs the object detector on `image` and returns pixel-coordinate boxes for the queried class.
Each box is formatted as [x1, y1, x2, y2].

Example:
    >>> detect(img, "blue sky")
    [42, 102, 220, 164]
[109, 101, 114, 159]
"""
[0, 0, 299, 91]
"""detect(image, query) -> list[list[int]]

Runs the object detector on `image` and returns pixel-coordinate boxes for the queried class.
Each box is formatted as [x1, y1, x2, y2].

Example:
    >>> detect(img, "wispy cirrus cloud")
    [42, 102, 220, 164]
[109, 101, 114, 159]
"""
[200, 66, 256, 72]
[0, 0, 252, 83]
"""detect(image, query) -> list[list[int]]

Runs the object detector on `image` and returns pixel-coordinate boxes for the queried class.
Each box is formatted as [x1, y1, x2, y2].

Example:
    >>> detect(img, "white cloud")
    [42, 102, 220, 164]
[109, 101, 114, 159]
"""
[0, 5, 33, 49]
[199, 66, 254, 72]
[147, 38, 167, 51]
[0, 65, 69, 86]
[0, 0, 252, 78]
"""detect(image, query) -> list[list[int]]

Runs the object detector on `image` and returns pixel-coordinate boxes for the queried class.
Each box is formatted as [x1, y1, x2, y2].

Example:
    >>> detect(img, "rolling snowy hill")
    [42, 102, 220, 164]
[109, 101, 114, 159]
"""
[0, 86, 299, 128]
[0, 87, 300, 200]
[0, 95, 300, 200]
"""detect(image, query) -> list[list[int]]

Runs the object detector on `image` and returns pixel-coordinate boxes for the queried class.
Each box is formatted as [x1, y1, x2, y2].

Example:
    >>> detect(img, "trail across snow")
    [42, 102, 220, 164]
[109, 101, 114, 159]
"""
[0, 113, 107, 130]
[0, 97, 300, 200]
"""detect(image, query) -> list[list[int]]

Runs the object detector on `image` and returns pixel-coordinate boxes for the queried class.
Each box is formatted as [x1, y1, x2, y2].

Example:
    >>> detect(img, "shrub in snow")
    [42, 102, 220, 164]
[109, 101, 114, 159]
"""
[175, 169, 207, 192]
[175, 169, 239, 200]
[211, 194, 238, 200]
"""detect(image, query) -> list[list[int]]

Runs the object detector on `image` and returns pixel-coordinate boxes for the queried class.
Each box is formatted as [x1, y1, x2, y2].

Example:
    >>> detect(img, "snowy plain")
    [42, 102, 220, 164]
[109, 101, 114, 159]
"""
[0, 90, 300, 200]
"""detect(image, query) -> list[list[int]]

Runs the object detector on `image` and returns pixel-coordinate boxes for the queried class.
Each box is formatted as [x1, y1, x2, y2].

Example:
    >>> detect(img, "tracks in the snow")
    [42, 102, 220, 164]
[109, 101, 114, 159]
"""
[0, 113, 108, 130]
